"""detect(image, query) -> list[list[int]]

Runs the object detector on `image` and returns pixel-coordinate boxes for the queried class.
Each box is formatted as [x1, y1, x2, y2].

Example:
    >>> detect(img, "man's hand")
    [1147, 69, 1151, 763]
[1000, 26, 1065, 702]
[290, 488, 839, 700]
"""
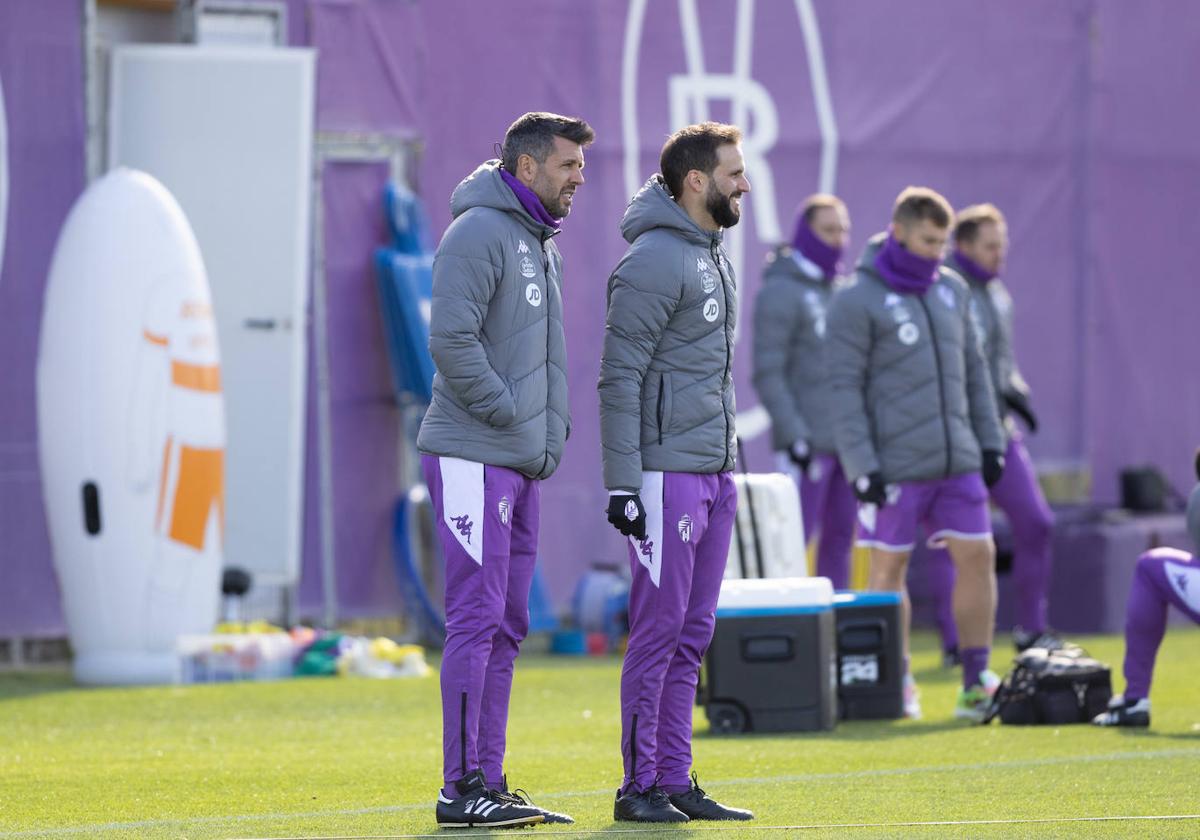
[788, 440, 812, 473]
[607, 493, 647, 540]
[982, 449, 1006, 488]
[1004, 390, 1038, 433]
[853, 472, 888, 506]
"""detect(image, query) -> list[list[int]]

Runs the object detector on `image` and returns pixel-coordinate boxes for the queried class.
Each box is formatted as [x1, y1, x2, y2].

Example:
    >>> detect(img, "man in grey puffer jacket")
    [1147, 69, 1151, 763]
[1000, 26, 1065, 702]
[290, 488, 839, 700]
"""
[599, 122, 753, 824]
[752, 193, 856, 587]
[418, 112, 592, 830]
[826, 186, 1006, 723]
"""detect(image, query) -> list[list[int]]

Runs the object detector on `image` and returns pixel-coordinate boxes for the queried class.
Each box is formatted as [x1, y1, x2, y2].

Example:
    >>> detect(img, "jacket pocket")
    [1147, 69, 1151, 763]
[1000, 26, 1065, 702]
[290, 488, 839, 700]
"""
[657, 372, 674, 444]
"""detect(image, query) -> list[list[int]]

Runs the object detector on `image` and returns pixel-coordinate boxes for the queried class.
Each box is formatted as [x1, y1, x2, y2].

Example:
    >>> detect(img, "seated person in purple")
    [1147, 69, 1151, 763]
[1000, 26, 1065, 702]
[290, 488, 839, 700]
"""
[1094, 452, 1200, 728]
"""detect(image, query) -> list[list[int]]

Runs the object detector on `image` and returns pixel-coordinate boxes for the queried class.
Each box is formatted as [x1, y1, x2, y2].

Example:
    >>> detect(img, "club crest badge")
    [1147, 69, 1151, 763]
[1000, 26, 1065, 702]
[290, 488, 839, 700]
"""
[520, 255, 537, 278]
[498, 496, 510, 525]
[677, 514, 693, 543]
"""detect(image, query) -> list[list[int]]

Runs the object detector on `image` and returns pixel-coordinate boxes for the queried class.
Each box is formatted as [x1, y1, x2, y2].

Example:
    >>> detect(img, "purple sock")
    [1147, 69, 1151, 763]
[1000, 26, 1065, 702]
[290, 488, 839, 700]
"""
[1122, 553, 1175, 700]
[961, 647, 989, 690]
[442, 785, 458, 800]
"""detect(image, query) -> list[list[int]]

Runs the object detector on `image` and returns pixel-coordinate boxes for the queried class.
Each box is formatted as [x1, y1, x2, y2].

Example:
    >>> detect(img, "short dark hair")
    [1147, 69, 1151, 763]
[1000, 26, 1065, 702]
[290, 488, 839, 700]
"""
[892, 186, 954, 229]
[500, 112, 594, 173]
[800, 193, 847, 225]
[954, 203, 1007, 243]
[659, 122, 743, 199]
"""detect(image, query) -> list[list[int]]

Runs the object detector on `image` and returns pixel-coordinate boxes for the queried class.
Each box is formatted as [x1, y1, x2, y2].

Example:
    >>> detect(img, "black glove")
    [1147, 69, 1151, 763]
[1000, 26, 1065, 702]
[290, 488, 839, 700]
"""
[606, 493, 647, 540]
[1004, 390, 1038, 433]
[788, 440, 812, 473]
[853, 472, 887, 506]
[982, 449, 1006, 488]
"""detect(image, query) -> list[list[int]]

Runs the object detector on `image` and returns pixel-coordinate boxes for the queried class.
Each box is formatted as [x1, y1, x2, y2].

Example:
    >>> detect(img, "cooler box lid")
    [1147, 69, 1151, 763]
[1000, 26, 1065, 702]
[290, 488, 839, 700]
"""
[833, 591, 903, 608]
[716, 577, 833, 617]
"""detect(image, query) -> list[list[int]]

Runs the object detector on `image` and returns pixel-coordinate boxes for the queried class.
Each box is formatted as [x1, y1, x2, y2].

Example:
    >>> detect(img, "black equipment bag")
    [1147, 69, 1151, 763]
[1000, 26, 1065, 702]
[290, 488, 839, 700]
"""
[984, 646, 1112, 725]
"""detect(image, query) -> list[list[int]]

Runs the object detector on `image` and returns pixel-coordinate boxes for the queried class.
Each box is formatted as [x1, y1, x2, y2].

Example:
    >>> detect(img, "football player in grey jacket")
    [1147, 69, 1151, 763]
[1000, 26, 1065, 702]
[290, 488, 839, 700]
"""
[753, 194, 856, 587]
[419, 112, 592, 830]
[826, 187, 1006, 722]
[599, 123, 753, 824]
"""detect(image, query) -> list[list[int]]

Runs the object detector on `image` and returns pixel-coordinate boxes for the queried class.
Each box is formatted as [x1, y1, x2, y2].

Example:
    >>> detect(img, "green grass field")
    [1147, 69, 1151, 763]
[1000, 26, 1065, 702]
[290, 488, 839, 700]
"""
[2, 629, 1198, 839]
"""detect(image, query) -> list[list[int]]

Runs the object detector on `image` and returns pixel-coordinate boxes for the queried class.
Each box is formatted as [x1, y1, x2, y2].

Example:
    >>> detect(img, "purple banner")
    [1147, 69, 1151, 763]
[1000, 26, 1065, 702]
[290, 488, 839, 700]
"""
[3, 1, 1199, 634]
[0, 0, 86, 635]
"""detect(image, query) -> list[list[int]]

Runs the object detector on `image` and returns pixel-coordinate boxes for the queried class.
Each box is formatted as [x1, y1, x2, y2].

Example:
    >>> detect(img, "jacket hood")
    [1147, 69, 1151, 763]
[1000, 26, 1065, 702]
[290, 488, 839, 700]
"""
[449, 160, 557, 238]
[620, 175, 722, 246]
[856, 231, 888, 273]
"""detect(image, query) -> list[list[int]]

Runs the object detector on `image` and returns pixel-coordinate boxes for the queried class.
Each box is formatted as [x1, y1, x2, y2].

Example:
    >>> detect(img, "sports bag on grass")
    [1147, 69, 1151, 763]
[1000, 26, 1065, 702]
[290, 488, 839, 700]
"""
[984, 646, 1112, 725]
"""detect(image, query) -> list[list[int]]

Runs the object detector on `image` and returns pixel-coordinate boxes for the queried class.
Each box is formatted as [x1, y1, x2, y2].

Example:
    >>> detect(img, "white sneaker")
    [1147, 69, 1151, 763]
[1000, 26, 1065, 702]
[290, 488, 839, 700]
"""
[903, 673, 922, 720]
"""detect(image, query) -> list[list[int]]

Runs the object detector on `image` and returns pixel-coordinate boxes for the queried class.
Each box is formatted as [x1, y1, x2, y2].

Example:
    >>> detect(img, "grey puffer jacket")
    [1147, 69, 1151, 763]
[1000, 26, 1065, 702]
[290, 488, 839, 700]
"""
[598, 176, 737, 491]
[416, 161, 569, 480]
[825, 233, 1004, 484]
[944, 252, 1030, 442]
[752, 246, 843, 453]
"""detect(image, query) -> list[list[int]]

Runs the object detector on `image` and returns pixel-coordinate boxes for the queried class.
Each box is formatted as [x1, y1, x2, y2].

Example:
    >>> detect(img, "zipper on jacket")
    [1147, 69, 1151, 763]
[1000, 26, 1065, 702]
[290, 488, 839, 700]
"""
[656, 376, 665, 445]
[538, 228, 559, 477]
[712, 240, 733, 468]
[916, 295, 952, 478]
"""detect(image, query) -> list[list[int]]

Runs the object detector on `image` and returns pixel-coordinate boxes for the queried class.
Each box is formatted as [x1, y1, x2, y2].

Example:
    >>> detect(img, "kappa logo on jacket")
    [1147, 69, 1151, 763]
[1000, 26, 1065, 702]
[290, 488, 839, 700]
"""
[517, 240, 530, 254]
[697, 257, 711, 273]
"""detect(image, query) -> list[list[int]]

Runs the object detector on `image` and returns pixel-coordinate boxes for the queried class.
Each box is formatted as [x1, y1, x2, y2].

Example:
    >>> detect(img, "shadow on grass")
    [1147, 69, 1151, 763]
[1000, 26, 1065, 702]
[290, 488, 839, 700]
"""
[697, 717, 971, 742]
[0, 669, 78, 703]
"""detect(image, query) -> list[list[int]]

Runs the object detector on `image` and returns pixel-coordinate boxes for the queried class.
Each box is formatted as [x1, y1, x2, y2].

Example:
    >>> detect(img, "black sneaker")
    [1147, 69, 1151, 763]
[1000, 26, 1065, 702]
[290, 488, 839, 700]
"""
[1013, 627, 1068, 652]
[667, 773, 753, 821]
[435, 769, 544, 829]
[1092, 695, 1151, 728]
[942, 646, 961, 668]
[613, 785, 689, 823]
[495, 775, 574, 824]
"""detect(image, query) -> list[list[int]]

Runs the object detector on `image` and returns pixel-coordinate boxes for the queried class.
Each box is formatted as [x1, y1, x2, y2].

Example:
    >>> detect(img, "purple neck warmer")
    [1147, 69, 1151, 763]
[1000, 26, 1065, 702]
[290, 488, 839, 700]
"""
[952, 249, 998, 283]
[499, 168, 560, 230]
[791, 217, 843, 279]
[874, 233, 940, 295]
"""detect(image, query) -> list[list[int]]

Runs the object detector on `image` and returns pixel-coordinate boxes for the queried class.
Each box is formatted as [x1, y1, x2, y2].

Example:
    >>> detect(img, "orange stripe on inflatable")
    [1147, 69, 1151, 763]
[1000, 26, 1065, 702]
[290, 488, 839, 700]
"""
[143, 330, 168, 347]
[171, 361, 221, 393]
[155, 435, 173, 531]
[168, 446, 225, 551]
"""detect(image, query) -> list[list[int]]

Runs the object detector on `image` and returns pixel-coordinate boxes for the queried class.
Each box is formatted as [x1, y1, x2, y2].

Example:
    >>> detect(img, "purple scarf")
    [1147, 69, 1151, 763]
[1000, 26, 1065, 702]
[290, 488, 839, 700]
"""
[499, 168, 561, 230]
[874, 233, 940, 295]
[791, 216, 843, 279]
[952, 249, 998, 283]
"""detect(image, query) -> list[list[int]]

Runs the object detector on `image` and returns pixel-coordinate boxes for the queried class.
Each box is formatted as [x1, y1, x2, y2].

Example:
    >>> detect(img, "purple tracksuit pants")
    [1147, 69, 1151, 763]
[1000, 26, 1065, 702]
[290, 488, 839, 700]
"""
[779, 452, 857, 588]
[620, 470, 737, 795]
[422, 454, 540, 790]
[1121, 547, 1200, 700]
[929, 434, 1054, 647]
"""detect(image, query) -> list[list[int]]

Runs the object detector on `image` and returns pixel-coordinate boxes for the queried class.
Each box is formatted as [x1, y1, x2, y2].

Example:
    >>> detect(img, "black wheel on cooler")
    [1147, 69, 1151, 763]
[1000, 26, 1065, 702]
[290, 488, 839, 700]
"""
[707, 701, 748, 734]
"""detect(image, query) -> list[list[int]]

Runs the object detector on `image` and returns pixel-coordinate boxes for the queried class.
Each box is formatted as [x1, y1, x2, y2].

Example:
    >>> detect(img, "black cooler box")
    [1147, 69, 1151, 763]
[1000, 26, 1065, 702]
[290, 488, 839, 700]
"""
[704, 577, 837, 733]
[833, 591, 904, 719]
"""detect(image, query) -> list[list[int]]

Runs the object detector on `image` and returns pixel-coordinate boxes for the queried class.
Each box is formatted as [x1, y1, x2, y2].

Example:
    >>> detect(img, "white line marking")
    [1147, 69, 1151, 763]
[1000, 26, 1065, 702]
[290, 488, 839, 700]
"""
[5, 747, 1197, 838]
[238, 814, 1200, 838]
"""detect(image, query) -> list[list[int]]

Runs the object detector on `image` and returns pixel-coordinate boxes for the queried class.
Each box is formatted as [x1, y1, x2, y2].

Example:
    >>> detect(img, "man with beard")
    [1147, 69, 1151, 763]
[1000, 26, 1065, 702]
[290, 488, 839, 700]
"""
[928, 204, 1062, 664]
[826, 187, 1006, 722]
[418, 111, 592, 829]
[753, 194, 856, 587]
[598, 122, 753, 823]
